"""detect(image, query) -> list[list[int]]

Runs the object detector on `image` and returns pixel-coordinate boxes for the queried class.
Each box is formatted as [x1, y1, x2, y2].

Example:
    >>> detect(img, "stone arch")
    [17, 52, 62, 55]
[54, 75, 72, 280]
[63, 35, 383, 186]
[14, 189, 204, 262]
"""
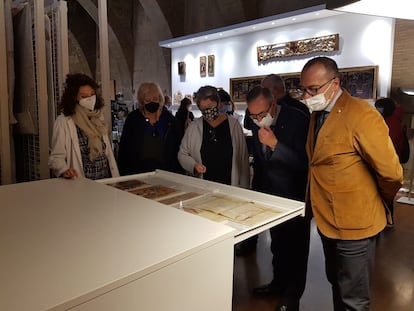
[132, 0, 173, 96]
[75, 0, 133, 99]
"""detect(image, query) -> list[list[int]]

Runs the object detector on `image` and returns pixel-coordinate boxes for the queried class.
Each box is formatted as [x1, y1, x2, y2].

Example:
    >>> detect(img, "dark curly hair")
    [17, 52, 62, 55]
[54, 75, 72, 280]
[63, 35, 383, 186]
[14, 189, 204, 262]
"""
[60, 73, 104, 116]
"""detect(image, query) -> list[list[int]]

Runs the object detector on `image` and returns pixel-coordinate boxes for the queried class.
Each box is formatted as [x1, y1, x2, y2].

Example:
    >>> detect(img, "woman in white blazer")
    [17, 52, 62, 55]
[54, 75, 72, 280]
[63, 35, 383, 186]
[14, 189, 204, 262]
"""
[49, 73, 119, 179]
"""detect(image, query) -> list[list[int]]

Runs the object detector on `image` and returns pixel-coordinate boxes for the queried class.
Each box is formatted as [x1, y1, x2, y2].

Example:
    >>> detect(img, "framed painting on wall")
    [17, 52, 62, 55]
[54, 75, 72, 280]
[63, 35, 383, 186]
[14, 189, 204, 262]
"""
[178, 61, 186, 75]
[200, 56, 206, 77]
[339, 66, 378, 100]
[229, 65, 378, 102]
[208, 55, 215, 76]
[230, 75, 265, 102]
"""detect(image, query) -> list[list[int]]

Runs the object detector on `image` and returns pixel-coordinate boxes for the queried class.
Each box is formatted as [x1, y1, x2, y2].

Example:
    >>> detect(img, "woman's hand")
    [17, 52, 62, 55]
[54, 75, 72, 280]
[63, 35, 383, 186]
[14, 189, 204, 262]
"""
[194, 163, 207, 174]
[61, 168, 79, 179]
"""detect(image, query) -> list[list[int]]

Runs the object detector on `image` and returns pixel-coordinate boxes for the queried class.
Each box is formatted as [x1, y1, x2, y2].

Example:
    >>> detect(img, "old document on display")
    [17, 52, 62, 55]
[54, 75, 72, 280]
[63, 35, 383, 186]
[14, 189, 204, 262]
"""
[181, 194, 282, 227]
[107, 178, 282, 228]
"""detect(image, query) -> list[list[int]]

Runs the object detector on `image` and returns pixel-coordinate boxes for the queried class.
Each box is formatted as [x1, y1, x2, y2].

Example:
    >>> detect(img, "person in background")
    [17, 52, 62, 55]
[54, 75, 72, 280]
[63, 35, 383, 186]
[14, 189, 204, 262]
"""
[117, 82, 180, 175]
[246, 84, 310, 311]
[178, 85, 249, 188]
[218, 89, 243, 124]
[218, 89, 233, 115]
[262, 74, 310, 115]
[164, 95, 173, 112]
[375, 97, 409, 164]
[175, 97, 194, 142]
[375, 97, 409, 226]
[49, 73, 119, 179]
[300, 56, 402, 311]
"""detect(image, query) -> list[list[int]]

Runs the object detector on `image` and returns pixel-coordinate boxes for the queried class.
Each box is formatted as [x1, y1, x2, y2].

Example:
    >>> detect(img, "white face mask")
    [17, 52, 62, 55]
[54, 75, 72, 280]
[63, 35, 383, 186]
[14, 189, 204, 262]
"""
[253, 113, 274, 128]
[79, 95, 96, 111]
[301, 81, 334, 112]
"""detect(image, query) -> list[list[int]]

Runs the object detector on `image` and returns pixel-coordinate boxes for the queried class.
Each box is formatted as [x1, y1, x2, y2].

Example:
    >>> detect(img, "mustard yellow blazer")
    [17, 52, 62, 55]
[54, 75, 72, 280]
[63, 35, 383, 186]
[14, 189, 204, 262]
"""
[306, 91, 403, 240]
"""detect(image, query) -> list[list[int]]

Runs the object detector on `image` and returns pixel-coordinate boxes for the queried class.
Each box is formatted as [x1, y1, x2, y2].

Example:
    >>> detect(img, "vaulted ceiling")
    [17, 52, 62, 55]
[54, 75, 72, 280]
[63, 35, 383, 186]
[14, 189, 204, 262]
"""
[67, 0, 330, 76]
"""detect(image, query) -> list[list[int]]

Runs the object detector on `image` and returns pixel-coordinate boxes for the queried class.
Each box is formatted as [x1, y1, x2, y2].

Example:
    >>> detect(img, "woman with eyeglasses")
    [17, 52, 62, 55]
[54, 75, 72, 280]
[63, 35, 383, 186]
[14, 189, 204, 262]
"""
[117, 82, 181, 175]
[178, 85, 249, 187]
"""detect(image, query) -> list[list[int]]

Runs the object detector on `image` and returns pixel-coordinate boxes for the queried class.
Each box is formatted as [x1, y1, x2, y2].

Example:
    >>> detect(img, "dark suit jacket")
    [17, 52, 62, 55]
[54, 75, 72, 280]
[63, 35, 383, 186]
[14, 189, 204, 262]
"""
[251, 95, 310, 201]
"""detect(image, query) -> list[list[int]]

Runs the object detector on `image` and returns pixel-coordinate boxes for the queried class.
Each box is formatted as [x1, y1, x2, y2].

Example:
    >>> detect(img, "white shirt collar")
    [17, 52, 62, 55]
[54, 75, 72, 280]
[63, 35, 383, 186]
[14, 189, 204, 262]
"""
[325, 89, 343, 112]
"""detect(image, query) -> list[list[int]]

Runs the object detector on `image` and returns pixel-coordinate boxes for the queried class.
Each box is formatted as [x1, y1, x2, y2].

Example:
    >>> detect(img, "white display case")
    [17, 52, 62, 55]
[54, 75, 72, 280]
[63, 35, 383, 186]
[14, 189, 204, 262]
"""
[0, 178, 234, 311]
[99, 169, 305, 244]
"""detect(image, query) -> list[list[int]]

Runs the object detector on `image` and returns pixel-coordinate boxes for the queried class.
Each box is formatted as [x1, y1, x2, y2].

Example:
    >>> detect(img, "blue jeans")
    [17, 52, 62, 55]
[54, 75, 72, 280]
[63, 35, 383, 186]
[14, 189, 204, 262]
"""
[319, 231, 378, 311]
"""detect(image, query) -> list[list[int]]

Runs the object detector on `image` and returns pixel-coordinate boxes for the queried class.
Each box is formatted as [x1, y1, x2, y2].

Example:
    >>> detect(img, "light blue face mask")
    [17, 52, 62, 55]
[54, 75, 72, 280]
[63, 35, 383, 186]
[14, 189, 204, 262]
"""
[219, 104, 231, 113]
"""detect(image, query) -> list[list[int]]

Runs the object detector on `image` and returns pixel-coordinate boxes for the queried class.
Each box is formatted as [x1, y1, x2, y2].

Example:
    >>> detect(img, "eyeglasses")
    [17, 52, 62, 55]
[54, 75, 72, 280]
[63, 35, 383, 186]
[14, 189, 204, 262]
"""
[249, 106, 271, 120]
[297, 77, 336, 97]
[249, 111, 268, 120]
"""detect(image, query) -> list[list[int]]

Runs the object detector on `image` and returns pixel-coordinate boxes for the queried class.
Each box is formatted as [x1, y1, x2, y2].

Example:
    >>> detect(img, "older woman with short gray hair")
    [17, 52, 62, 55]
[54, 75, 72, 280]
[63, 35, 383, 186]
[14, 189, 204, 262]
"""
[178, 85, 249, 188]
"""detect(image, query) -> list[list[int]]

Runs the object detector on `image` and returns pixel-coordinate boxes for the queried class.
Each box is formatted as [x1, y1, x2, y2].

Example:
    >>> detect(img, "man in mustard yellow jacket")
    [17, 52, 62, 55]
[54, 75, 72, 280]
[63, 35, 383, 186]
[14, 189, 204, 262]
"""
[300, 57, 403, 311]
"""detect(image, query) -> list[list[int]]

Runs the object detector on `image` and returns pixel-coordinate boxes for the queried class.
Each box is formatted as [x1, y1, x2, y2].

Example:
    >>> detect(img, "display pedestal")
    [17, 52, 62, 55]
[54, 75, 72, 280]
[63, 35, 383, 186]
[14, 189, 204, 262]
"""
[396, 166, 414, 204]
[396, 196, 414, 205]
[1, 178, 234, 311]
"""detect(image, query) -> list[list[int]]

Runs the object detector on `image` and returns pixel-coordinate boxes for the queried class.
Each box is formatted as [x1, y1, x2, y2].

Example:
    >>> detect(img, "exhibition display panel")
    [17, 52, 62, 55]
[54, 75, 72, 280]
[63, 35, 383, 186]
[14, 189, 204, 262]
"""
[99, 170, 305, 243]
[0, 178, 234, 311]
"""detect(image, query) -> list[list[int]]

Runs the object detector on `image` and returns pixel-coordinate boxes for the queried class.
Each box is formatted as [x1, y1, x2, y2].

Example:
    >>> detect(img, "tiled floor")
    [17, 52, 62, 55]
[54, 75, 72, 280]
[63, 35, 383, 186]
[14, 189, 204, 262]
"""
[233, 195, 414, 311]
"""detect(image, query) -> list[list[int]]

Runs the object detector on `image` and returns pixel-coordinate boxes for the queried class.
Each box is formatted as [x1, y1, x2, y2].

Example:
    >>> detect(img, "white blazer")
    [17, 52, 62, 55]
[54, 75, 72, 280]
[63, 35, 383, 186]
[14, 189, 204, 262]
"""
[48, 114, 119, 178]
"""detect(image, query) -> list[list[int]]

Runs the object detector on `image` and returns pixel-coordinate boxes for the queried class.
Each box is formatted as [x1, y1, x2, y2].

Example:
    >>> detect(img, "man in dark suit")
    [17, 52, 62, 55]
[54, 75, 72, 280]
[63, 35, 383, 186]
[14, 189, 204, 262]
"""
[246, 81, 310, 311]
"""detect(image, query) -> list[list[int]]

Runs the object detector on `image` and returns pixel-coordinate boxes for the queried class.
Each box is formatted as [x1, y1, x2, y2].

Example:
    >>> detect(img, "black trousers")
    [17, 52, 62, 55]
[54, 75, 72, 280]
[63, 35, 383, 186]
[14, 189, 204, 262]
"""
[270, 216, 311, 305]
[319, 231, 377, 311]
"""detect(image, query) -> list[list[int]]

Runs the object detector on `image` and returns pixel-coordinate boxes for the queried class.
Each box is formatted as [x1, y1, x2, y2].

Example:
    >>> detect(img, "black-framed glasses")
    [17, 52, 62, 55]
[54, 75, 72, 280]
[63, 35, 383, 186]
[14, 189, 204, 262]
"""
[248, 106, 271, 120]
[297, 77, 336, 97]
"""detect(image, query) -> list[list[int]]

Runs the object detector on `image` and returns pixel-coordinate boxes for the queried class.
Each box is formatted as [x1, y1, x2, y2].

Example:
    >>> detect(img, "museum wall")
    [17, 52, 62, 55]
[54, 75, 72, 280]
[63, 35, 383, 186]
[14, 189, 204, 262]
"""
[391, 19, 414, 113]
[170, 13, 395, 104]
[133, 0, 172, 98]
[391, 20, 414, 90]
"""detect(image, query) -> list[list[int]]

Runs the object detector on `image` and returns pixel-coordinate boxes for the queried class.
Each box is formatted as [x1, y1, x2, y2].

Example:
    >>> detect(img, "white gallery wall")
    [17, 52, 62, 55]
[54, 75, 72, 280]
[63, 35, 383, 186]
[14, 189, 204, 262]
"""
[170, 12, 395, 103]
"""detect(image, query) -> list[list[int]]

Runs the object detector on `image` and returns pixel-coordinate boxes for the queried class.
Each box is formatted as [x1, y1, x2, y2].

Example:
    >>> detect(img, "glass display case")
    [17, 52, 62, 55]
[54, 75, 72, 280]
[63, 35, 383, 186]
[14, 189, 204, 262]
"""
[99, 169, 305, 243]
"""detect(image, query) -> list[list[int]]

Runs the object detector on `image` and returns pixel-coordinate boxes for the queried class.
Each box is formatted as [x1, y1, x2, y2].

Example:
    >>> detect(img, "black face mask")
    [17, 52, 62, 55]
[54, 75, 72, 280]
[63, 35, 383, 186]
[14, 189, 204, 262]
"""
[144, 102, 160, 113]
